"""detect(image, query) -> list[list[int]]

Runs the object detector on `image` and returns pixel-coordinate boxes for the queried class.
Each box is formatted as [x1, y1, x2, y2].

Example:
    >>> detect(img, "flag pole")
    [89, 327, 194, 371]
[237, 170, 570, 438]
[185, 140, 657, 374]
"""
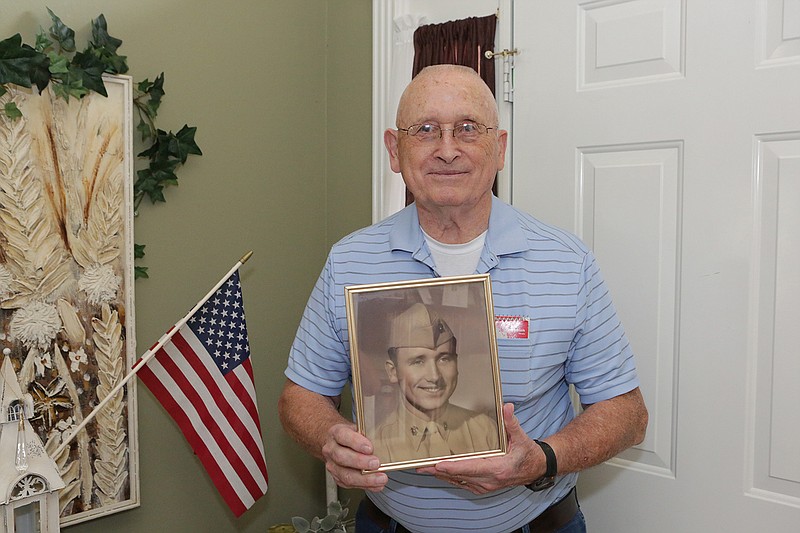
[53, 251, 254, 457]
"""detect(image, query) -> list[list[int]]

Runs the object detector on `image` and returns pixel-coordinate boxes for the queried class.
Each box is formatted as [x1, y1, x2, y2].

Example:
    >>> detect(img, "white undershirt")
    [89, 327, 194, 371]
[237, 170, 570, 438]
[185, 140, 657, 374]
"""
[422, 229, 487, 277]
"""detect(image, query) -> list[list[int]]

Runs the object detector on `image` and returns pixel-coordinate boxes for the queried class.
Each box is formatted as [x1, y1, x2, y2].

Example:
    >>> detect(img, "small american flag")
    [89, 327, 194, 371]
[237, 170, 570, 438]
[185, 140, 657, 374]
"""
[137, 270, 268, 516]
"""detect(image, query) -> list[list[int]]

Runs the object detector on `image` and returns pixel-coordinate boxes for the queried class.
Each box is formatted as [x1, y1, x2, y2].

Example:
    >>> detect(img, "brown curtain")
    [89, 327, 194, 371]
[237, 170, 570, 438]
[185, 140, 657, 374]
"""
[406, 14, 498, 206]
[412, 14, 497, 93]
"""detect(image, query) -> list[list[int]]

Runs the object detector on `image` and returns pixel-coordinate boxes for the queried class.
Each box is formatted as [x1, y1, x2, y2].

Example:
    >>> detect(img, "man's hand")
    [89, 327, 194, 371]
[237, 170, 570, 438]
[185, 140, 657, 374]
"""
[417, 388, 648, 494]
[416, 403, 544, 494]
[278, 379, 389, 492]
[322, 423, 389, 492]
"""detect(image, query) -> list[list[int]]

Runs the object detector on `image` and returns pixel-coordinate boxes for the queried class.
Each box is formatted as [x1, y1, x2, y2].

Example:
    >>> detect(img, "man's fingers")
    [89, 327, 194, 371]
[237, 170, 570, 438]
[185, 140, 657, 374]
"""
[502, 403, 519, 431]
[321, 423, 388, 491]
[328, 462, 388, 491]
[330, 422, 372, 452]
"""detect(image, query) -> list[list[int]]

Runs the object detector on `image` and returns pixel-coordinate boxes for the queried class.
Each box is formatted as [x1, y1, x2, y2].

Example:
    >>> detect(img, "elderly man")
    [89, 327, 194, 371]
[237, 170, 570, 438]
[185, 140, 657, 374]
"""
[279, 64, 648, 533]
[371, 302, 499, 465]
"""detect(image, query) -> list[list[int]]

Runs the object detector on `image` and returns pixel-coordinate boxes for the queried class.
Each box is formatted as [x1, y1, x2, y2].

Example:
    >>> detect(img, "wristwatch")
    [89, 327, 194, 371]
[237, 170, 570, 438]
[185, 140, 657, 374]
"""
[526, 439, 557, 491]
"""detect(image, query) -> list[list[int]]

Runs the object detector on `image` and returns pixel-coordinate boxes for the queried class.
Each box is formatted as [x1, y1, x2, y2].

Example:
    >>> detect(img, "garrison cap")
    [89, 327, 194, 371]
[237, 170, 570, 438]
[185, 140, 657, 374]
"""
[388, 303, 454, 350]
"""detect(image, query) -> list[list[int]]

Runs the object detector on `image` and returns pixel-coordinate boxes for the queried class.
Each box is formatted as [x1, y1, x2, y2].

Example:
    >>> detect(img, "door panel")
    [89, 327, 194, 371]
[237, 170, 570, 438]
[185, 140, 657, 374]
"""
[511, 1, 800, 530]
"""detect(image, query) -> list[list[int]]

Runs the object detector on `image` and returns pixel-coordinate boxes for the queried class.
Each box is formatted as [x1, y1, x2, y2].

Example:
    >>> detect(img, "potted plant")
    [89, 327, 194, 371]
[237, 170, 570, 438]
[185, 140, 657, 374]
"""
[269, 500, 355, 533]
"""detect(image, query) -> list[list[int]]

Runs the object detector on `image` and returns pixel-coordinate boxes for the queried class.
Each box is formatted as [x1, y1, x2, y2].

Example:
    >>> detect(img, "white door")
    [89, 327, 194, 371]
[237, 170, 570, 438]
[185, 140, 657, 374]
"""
[510, 0, 800, 530]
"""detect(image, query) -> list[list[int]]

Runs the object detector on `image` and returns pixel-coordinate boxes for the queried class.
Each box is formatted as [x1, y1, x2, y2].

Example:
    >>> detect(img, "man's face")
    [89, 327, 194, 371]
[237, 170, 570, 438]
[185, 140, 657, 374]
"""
[384, 68, 508, 212]
[386, 342, 458, 421]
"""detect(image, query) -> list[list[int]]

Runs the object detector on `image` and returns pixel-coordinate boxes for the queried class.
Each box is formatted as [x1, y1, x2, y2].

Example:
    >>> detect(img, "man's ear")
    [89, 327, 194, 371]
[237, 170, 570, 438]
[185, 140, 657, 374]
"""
[385, 359, 398, 383]
[384, 129, 402, 173]
[496, 129, 509, 171]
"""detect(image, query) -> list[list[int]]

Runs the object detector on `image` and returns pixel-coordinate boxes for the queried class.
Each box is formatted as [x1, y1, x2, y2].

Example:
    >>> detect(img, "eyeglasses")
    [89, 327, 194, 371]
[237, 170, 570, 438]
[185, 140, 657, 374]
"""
[397, 121, 495, 142]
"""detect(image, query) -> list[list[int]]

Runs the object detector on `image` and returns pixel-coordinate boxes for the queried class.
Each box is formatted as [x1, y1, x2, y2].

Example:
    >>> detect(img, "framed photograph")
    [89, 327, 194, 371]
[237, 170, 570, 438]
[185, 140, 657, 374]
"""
[0, 75, 139, 524]
[345, 274, 506, 472]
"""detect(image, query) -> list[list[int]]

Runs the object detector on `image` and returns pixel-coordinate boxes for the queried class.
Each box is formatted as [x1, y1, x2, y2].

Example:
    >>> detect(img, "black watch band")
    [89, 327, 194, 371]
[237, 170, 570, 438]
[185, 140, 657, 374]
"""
[527, 439, 557, 491]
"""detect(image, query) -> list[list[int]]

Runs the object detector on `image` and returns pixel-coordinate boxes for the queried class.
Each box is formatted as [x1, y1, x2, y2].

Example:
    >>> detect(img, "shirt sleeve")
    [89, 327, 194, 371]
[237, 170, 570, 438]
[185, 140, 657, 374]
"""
[566, 251, 640, 405]
[285, 254, 351, 397]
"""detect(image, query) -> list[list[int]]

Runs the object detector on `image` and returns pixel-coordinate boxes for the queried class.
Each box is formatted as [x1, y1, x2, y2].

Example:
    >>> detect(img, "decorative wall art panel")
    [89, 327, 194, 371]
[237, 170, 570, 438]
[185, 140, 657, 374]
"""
[0, 75, 139, 524]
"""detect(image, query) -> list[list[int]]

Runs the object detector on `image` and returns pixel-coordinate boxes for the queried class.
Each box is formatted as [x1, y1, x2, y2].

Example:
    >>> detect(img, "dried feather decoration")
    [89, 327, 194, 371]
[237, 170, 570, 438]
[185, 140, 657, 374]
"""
[92, 303, 128, 504]
[0, 80, 134, 522]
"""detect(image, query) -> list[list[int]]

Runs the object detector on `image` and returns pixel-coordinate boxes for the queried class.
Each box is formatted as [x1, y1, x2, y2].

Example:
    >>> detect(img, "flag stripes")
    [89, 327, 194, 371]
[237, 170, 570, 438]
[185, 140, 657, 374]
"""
[137, 270, 267, 517]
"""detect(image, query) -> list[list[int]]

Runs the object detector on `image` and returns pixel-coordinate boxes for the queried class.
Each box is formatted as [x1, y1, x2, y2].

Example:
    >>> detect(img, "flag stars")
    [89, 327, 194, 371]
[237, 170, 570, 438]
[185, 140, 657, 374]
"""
[187, 273, 250, 375]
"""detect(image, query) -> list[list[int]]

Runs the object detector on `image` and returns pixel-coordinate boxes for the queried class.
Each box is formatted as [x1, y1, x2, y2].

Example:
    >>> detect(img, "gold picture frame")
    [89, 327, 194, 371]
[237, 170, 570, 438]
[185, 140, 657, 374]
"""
[345, 274, 506, 472]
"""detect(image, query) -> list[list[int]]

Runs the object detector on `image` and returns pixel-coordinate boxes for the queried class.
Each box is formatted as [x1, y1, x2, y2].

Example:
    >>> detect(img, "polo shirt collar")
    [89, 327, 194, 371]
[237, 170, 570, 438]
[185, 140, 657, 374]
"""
[485, 195, 529, 256]
[387, 196, 529, 267]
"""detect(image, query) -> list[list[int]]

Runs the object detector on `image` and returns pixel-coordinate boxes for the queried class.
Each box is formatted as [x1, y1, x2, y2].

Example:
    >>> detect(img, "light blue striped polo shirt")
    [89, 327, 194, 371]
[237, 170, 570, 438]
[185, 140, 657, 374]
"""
[286, 196, 640, 533]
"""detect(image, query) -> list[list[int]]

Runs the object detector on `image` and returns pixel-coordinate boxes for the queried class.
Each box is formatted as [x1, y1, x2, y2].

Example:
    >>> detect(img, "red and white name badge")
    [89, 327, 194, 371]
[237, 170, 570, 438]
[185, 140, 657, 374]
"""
[495, 315, 530, 339]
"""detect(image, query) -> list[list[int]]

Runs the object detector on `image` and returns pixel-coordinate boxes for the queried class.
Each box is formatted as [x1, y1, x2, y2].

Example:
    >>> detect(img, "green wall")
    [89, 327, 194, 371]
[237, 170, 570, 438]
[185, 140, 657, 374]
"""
[0, 1, 372, 531]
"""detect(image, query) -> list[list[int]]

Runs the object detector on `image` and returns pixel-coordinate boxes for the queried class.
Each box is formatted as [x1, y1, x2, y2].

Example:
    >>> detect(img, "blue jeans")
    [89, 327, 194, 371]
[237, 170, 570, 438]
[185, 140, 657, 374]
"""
[355, 499, 587, 533]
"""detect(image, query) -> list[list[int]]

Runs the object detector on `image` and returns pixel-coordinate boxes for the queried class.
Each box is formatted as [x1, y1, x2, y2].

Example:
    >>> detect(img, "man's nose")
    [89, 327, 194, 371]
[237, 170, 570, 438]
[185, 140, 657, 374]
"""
[433, 132, 460, 164]
[423, 360, 442, 380]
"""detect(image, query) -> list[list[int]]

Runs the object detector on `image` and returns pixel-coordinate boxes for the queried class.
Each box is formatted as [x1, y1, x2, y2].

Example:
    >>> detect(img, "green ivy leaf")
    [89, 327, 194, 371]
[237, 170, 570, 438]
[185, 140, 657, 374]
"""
[34, 30, 53, 53]
[137, 78, 153, 93]
[173, 125, 203, 163]
[137, 128, 168, 159]
[70, 51, 108, 96]
[134, 244, 148, 278]
[29, 59, 52, 92]
[3, 101, 22, 119]
[134, 266, 149, 279]
[51, 67, 89, 101]
[47, 51, 69, 74]
[136, 118, 153, 142]
[0, 33, 50, 90]
[135, 159, 180, 204]
[47, 8, 76, 53]
[89, 44, 129, 75]
[91, 14, 122, 53]
[144, 72, 165, 116]
[81, 14, 128, 75]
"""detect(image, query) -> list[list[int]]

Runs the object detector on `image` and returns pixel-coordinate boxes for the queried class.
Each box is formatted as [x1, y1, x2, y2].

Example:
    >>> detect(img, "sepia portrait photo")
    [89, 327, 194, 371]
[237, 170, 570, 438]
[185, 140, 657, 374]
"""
[345, 274, 506, 472]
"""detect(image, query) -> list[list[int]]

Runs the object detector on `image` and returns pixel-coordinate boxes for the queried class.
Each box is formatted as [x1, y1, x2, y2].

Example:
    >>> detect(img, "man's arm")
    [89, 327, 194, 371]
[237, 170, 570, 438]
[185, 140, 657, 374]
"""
[545, 386, 648, 474]
[422, 387, 648, 494]
[278, 379, 389, 491]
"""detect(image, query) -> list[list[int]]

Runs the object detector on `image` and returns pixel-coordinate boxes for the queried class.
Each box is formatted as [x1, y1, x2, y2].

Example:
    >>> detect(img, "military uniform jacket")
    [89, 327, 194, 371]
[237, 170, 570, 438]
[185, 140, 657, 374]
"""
[372, 402, 499, 465]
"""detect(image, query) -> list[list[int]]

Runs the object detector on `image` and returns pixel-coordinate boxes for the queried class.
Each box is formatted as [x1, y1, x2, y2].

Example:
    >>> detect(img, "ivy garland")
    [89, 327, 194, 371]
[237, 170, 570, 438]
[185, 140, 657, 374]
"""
[0, 9, 202, 279]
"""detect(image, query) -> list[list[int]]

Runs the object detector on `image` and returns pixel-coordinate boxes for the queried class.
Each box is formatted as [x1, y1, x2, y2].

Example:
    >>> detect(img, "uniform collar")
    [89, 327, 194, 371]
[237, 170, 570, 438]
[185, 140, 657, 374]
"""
[398, 403, 453, 453]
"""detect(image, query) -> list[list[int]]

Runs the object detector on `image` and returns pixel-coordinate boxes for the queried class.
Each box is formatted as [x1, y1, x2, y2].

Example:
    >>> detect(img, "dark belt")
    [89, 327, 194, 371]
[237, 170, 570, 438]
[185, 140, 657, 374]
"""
[361, 486, 579, 533]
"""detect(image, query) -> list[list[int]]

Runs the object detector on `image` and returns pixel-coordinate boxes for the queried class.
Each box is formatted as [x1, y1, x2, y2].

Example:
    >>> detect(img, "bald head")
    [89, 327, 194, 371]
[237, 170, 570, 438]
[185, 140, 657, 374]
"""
[396, 65, 499, 128]
[383, 64, 508, 236]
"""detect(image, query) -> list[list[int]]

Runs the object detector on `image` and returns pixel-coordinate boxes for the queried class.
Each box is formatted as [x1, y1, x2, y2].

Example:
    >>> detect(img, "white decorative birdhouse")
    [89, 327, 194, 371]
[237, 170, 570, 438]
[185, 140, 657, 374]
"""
[0, 357, 65, 533]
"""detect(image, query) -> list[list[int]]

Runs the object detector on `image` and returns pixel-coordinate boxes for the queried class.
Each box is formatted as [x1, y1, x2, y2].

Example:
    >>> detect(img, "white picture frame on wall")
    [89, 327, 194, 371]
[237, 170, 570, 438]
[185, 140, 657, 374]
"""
[0, 75, 139, 525]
